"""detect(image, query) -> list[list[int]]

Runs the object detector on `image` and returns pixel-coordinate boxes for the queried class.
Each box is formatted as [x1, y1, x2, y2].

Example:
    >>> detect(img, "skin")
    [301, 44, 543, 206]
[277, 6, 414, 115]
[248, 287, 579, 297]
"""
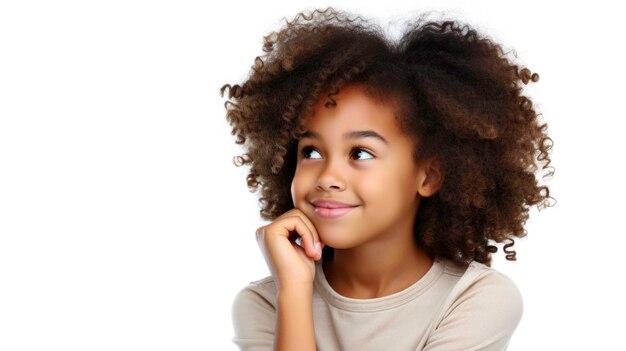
[290, 83, 444, 298]
[255, 83, 444, 349]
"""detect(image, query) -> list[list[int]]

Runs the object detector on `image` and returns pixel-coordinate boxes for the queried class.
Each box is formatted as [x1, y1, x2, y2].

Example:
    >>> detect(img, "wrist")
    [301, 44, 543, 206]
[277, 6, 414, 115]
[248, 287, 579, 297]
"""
[275, 283, 316, 351]
[277, 283, 313, 299]
[277, 281, 313, 294]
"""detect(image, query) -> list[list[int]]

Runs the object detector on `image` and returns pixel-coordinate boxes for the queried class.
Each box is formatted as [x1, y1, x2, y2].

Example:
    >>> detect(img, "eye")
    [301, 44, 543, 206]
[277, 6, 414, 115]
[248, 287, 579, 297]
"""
[301, 146, 322, 159]
[351, 147, 374, 160]
[300, 145, 375, 161]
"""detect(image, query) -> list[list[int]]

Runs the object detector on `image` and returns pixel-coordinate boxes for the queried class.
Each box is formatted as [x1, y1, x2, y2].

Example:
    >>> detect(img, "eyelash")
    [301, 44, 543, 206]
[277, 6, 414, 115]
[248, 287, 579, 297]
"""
[300, 145, 375, 160]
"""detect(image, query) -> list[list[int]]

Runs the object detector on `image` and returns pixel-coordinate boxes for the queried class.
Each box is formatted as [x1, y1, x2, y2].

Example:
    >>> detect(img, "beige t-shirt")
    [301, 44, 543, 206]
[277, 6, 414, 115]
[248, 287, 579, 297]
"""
[231, 256, 523, 350]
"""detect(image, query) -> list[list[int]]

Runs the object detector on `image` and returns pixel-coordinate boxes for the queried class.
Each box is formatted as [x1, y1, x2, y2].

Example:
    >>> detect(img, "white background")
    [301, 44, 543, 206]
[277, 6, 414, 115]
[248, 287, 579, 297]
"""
[1, 0, 623, 350]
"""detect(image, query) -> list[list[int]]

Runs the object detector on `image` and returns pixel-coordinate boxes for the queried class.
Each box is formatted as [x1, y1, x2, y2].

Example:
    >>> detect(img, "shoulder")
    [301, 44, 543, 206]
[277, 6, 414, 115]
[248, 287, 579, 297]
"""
[231, 275, 278, 324]
[231, 276, 278, 348]
[445, 259, 523, 322]
[469, 260, 522, 312]
[423, 259, 523, 350]
[441, 257, 520, 295]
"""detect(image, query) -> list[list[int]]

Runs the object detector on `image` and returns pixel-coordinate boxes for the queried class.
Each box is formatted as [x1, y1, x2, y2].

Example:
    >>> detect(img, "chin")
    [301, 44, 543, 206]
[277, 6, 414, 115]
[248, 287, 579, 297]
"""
[317, 231, 355, 249]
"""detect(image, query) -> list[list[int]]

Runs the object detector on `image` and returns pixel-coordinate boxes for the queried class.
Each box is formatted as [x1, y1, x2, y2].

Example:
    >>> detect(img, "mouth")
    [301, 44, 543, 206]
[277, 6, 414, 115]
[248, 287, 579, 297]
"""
[313, 205, 358, 219]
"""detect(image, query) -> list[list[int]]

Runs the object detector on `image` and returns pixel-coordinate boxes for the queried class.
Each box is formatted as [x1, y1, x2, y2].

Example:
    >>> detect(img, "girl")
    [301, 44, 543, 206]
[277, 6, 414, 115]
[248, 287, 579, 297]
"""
[220, 7, 554, 351]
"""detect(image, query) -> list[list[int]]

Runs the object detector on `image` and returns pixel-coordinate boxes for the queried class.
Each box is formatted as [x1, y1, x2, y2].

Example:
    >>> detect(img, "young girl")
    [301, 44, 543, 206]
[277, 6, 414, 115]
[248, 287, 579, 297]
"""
[220, 7, 554, 351]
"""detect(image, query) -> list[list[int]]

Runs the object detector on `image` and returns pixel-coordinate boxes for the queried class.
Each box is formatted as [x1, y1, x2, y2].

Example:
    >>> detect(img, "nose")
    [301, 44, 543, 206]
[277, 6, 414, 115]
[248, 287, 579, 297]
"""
[316, 158, 346, 192]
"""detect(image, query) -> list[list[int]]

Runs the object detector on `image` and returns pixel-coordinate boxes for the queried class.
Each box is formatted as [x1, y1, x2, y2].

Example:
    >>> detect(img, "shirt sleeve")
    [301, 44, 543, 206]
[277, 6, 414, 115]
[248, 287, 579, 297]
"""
[231, 283, 277, 351]
[423, 270, 524, 351]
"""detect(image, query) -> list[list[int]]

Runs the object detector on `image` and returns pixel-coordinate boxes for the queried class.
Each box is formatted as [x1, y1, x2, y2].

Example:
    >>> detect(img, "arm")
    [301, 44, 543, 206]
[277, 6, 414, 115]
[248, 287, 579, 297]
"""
[275, 285, 316, 351]
[233, 210, 322, 350]
[423, 271, 523, 351]
[252, 210, 323, 351]
[231, 283, 317, 351]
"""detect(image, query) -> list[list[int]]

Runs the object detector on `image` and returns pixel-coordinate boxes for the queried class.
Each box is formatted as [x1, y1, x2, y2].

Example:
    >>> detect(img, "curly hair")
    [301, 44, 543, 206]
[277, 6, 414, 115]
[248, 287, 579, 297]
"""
[219, 7, 555, 268]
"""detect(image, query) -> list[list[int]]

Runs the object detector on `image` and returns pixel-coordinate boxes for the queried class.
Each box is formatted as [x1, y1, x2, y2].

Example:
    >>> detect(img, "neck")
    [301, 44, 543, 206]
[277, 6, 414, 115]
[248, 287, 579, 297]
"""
[322, 232, 434, 299]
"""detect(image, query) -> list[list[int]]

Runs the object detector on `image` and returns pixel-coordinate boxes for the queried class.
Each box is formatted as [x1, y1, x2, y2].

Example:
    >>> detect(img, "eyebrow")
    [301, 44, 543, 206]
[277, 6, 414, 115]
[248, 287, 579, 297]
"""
[299, 130, 388, 144]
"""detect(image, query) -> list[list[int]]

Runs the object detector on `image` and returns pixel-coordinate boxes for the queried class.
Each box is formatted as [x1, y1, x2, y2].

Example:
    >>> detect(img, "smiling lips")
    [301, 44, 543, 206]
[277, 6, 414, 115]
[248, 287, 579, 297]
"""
[311, 200, 358, 219]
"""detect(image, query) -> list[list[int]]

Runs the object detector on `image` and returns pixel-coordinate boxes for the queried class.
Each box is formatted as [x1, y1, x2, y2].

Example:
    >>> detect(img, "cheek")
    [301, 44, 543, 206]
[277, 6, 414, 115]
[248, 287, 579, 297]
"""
[360, 165, 413, 203]
[290, 177, 299, 205]
[359, 170, 391, 202]
[290, 170, 307, 205]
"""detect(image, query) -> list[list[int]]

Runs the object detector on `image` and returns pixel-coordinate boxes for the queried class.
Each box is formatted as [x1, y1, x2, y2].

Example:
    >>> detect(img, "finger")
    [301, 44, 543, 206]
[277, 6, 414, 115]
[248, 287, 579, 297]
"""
[288, 216, 321, 260]
[293, 240, 317, 267]
[295, 215, 324, 259]
[284, 212, 317, 247]
[256, 217, 316, 260]
[283, 210, 323, 259]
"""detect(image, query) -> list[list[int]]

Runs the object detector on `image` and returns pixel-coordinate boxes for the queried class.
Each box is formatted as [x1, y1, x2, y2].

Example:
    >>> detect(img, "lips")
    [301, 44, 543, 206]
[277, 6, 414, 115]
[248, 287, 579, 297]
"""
[311, 199, 358, 219]
[311, 200, 357, 209]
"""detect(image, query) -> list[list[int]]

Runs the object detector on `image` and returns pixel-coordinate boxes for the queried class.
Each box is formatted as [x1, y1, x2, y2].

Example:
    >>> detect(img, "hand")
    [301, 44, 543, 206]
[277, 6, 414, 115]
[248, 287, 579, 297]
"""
[255, 208, 325, 291]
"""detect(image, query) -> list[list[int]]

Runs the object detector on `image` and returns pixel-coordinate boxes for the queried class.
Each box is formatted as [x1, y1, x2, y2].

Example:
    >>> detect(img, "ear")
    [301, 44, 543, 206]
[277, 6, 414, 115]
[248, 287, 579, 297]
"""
[416, 157, 444, 198]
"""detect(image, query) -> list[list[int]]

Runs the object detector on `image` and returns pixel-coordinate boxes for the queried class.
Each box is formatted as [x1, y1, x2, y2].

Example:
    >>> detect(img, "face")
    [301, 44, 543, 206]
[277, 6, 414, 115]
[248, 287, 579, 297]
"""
[290, 84, 427, 250]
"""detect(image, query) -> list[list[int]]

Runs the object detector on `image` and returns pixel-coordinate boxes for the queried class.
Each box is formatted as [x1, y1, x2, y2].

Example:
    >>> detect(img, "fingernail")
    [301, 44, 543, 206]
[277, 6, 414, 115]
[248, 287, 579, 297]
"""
[315, 242, 322, 253]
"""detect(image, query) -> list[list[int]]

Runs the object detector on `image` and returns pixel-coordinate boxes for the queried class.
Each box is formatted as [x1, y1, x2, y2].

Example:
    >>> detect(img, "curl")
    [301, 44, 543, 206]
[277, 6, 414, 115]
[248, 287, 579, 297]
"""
[220, 7, 555, 267]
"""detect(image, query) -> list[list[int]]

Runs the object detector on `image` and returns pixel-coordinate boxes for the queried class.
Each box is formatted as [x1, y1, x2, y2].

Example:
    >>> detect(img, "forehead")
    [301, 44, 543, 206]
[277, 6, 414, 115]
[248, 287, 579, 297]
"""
[302, 84, 401, 136]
